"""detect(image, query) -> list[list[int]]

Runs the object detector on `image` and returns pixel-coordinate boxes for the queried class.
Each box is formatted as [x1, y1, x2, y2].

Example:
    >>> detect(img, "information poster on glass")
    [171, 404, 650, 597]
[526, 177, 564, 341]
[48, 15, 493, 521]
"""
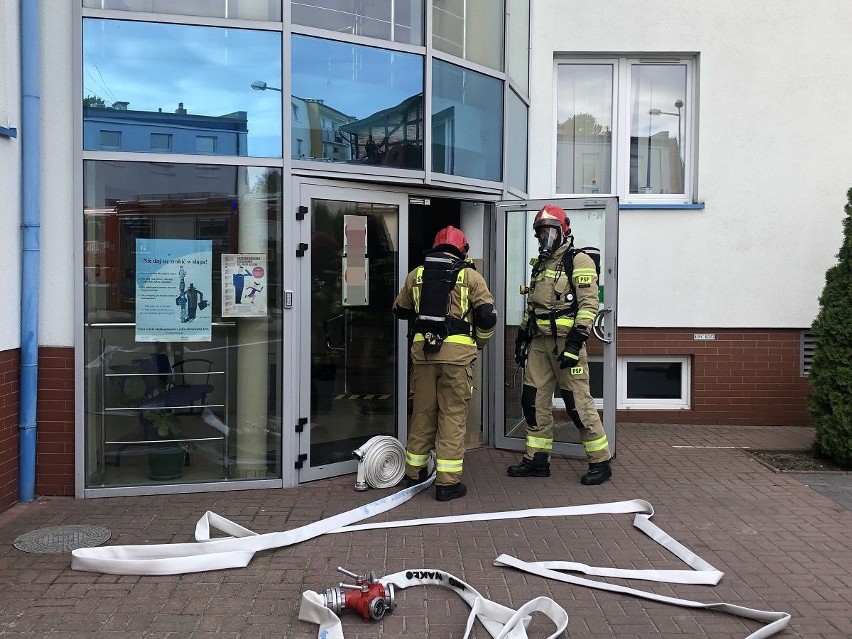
[222, 253, 268, 317]
[135, 238, 213, 342]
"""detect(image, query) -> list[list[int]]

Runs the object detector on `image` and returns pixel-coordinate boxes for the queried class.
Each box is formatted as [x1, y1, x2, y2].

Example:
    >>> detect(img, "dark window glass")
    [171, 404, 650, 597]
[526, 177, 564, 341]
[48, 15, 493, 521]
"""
[99, 130, 121, 149]
[626, 361, 683, 399]
[432, 59, 503, 182]
[196, 136, 218, 154]
[293, 0, 423, 46]
[291, 35, 424, 169]
[83, 19, 282, 158]
[150, 133, 172, 151]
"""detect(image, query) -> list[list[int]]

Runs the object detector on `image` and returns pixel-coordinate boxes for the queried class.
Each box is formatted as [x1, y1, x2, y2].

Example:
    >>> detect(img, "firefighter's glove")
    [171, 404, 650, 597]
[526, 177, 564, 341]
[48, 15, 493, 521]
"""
[558, 327, 589, 369]
[514, 328, 529, 367]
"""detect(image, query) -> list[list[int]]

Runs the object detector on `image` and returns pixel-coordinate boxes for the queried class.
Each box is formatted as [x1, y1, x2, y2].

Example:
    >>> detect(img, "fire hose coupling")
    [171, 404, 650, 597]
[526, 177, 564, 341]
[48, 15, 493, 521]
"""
[322, 566, 396, 622]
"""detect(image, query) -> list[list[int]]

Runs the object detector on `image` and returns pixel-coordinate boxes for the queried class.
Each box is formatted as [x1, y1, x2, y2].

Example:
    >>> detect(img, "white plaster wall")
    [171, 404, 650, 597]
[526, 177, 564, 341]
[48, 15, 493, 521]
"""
[529, 0, 852, 328]
[40, 1, 74, 345]
[0, 0, 21, 352]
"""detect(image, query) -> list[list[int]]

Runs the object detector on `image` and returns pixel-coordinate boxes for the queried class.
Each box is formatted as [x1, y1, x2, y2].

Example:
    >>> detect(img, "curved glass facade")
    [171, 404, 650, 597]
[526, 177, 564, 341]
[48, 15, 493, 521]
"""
[291, 35, 424, 168]
[79, 1, 525, 494]
[432, 59, 503, 182]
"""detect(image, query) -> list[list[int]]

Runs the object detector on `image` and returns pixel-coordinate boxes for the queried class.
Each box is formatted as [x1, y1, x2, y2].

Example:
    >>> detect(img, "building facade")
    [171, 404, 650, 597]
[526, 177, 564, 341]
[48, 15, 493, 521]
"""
[0, 0, 845, 509]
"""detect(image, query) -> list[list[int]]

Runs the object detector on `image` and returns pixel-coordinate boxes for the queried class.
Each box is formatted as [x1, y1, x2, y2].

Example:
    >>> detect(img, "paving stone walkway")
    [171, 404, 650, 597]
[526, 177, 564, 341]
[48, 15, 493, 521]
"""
[0, 423, 850, 638]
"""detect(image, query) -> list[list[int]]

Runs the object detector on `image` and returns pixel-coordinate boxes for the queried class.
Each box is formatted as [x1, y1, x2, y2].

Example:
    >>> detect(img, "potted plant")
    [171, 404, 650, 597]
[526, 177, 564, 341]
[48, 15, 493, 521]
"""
[143, 410, 186, 480]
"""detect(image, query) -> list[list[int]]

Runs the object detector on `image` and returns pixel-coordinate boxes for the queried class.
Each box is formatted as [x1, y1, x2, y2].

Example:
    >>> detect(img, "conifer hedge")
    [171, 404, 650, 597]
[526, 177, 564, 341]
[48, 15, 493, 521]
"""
[808, 187, 852, 468]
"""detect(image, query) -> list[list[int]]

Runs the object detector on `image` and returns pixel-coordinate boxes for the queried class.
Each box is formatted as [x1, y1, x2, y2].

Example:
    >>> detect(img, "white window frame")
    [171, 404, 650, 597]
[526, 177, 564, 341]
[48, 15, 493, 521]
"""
[618, 356, 691, 410]
[553, 55, 697, 205]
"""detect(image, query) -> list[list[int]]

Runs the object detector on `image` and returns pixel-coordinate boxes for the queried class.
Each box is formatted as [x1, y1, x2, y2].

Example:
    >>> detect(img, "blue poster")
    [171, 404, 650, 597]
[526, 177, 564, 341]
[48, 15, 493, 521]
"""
[135, 238, 213, 342]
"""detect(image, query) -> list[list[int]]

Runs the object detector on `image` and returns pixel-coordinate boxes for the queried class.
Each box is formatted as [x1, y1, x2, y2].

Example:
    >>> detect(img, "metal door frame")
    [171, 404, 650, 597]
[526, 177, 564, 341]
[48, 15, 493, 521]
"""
[292, 179, 410, 483]
[492, 196, 619, 458]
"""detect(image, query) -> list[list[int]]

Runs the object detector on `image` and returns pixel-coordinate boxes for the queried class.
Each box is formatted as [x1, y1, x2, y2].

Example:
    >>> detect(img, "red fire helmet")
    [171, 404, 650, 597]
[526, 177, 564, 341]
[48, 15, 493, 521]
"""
[533, 204, 570, 237]
[433, 225, 470, 257]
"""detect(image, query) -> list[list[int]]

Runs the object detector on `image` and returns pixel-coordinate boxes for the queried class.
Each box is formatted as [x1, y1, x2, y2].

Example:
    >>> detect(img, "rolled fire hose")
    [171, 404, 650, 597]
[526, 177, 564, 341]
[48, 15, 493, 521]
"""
[352, 436, 408, 491]
[71, 492, 790, 639]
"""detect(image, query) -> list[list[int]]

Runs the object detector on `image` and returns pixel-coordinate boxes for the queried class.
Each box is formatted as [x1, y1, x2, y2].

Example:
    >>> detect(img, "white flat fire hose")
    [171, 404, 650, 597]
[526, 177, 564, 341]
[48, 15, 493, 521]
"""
[352, 436, 407, 491]
[71, 446, 790, 638]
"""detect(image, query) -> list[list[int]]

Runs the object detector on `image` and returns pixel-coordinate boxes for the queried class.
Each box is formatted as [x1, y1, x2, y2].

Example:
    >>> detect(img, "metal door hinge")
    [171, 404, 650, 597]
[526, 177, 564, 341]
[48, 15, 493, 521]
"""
[295, 417, 308, 433]
[295, 453, 308, 469]
[297, 205, 307, 220]
[296, 242, 309, 257]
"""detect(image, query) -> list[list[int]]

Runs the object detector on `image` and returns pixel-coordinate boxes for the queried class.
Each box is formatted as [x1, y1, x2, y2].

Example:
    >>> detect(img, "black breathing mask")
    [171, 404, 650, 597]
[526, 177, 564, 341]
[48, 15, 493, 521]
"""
[536, 226, 561, 258]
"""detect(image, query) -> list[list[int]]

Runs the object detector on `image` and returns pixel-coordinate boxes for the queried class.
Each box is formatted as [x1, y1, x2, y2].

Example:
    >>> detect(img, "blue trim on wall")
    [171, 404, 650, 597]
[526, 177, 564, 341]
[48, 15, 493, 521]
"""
[619, 203, 705, 210]
[0, 125, 17, 138]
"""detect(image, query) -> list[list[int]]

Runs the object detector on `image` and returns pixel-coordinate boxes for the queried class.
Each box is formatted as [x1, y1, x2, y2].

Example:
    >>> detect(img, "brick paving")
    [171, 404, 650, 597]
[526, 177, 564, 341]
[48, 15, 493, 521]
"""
[0, 423, 850, 638]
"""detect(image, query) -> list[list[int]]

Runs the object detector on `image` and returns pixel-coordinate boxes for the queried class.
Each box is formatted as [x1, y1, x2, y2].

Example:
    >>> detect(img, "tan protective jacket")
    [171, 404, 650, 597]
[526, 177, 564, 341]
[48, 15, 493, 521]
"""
[523, 242, 599, 339]
[394, 257, 495, 365]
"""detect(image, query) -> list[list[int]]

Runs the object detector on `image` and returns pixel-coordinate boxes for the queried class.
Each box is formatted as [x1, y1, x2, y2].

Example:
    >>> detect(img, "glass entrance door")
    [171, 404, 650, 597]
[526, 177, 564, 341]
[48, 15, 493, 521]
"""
[494, 197, 619, 457]
[296, 182, 408, 482]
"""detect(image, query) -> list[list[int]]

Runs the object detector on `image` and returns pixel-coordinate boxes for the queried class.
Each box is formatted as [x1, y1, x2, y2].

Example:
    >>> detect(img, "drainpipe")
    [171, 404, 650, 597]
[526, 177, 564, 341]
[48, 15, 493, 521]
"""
[19, 0, 41, 502]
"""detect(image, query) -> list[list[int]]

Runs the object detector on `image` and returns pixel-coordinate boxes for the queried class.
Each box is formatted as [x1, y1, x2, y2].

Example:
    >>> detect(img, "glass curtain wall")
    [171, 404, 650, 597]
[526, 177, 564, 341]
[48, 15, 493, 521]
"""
[81, 12, 284, 490]
[81, 1, 523, 489]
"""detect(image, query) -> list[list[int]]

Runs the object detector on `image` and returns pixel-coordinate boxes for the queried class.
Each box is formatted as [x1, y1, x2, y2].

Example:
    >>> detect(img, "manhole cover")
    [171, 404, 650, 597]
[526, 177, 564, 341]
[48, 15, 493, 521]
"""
[13, 525, 111, 554]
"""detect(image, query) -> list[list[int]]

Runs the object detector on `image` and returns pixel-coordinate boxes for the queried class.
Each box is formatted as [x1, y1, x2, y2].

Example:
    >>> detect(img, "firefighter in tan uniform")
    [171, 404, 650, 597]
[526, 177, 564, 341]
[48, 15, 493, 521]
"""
[393, 226, 497, 501]
[508, 205, 612, 485]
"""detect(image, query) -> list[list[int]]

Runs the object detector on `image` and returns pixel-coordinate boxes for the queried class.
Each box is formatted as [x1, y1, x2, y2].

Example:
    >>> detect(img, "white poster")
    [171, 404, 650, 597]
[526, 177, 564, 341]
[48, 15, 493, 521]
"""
[222, 254, 268, 317]
[135, 238, 212, 342]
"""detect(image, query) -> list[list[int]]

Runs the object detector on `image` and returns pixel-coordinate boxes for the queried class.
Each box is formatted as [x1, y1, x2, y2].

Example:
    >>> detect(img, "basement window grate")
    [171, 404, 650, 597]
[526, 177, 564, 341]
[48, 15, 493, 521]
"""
[801, 331, 816, 377]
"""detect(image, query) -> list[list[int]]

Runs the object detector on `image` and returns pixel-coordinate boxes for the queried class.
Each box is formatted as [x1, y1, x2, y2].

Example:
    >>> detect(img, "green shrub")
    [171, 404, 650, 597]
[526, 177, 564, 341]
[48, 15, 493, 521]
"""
[808, 187, 852, 468]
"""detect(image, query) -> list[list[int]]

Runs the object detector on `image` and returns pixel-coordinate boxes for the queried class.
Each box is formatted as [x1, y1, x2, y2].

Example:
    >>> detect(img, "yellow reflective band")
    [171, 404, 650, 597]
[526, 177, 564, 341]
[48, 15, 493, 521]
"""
[413, 334, 476, 346]
[544, 269, 561, 278]
[577, 310, 597, 321]
[570, 366, 584, 375]
[475, 328, 494, 339]
[527, 436, 553, 450]
[413, 267, 423, 311]
[536, 317, 575, 328]
[583, 436, 609, 452]
[435, 458, 463, 472]
[573, 268, 597, 276]
[405, 451, 431, 467]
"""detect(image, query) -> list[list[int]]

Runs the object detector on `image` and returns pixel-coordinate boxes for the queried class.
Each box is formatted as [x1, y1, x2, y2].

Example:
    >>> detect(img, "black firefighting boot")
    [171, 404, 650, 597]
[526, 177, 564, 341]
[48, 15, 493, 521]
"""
[507, 452, 551, 477]
[435, 482, 467, 502]
[403, 467, 429, 488]
[580, 460, 612, 485]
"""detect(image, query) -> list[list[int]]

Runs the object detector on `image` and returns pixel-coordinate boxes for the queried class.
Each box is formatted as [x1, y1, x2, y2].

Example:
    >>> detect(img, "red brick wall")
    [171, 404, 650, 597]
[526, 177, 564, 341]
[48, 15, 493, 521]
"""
[0, 349, 20, 511]
[504, 327, 812, 427]
[616, 328, 812, 426]
[36, 347, 75, 496]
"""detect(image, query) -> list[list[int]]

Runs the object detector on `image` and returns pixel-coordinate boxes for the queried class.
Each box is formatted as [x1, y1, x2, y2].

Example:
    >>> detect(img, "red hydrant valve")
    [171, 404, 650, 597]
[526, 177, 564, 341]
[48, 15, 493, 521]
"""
[323, 567, 396, 622]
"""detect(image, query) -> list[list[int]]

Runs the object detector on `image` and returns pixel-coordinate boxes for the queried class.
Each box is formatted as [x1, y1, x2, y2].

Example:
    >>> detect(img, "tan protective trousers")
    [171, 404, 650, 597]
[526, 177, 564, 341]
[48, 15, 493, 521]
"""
[406, 361, 473, 486]
[521, 336, 611, 463]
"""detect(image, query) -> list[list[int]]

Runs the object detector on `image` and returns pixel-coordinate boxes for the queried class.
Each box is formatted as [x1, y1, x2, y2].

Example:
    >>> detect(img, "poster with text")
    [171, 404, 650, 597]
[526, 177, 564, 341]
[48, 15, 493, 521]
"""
[135, 238, 213, 342]
[222, 253, 268, 317]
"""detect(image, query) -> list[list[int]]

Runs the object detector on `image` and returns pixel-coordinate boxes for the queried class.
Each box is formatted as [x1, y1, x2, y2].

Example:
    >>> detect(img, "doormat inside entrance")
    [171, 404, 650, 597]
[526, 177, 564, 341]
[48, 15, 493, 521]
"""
[14, 525, 111, 554]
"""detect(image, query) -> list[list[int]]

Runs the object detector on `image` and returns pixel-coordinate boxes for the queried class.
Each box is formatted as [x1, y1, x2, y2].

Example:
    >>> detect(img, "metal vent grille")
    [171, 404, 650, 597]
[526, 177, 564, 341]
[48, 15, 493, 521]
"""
[801, 331, 816, 377]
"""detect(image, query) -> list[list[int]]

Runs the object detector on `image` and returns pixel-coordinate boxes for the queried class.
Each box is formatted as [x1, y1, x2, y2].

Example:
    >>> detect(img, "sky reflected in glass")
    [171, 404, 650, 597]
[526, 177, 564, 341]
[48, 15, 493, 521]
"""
[83, 19, 282, 158]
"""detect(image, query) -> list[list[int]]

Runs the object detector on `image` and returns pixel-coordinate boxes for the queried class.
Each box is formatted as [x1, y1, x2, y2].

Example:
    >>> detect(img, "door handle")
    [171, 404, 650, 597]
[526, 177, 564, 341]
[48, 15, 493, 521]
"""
[593, 307, 613, 344]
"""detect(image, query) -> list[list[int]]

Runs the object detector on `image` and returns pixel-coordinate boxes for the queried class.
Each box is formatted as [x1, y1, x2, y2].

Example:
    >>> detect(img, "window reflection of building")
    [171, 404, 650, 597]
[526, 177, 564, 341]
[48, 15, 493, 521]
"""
[339, 94, 424, 169]
[292, 97, 356, 162]
[84, 101, 248, 156]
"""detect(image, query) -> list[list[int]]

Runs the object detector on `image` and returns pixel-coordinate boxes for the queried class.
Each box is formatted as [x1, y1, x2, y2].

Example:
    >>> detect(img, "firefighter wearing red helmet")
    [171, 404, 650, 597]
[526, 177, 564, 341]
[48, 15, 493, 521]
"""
[508, 204, 612, 485]
[393, 226, 497, 501]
